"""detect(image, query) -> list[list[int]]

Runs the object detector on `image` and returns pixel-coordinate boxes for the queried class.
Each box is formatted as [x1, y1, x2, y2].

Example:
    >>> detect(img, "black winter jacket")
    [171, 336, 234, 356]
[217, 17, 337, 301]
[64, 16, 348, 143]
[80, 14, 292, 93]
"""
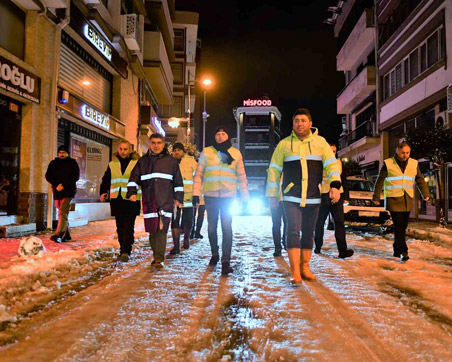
[126, 149, 183, 212]
[45, 157, 80, 200]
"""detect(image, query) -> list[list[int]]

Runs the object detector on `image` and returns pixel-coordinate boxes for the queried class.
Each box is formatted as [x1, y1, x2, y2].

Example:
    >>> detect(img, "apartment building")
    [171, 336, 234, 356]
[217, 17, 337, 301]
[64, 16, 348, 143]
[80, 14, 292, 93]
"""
[331, 0, 381, 179]
[0, 0, 194, 236]
[159, 10, 199, 144]
[377, 0, 452, 220]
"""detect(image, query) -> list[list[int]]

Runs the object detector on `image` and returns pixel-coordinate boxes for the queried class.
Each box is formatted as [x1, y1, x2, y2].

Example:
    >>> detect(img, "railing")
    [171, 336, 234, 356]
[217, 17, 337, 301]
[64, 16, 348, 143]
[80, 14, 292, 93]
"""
[339, 120, 377, 149]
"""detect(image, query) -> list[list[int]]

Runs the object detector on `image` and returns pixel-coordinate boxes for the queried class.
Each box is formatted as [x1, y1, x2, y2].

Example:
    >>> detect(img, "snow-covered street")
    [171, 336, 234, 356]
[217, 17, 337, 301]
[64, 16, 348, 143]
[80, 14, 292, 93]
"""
[1, 216, 452, 361]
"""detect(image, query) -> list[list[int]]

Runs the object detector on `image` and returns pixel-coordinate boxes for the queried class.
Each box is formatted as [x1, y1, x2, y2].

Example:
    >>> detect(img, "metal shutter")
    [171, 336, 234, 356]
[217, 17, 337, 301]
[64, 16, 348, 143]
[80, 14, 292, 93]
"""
[59, 43, 111, 113]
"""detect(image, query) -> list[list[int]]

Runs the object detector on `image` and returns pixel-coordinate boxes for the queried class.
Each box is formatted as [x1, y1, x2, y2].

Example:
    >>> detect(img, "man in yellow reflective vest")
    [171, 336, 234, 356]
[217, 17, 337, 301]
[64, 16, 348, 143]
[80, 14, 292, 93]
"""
[170, 142, 198, 254]
[193, 126, 249, 275]
[100, 140, 141, 262]
[266, 108, 342, 284]
[373, 141, 430, 261]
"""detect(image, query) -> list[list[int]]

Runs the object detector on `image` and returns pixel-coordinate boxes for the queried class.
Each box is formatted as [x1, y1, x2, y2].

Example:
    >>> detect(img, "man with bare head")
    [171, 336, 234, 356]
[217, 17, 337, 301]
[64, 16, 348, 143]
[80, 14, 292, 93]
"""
[100, 140, 141, 262]
[373, 141, 430, 261]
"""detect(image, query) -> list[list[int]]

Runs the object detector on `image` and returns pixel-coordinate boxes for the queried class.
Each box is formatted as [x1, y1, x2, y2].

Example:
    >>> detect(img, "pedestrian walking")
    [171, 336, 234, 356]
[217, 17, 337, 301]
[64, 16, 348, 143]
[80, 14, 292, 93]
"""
[267, 176, 287, 257]
[372, 141, 430, 261]
[190, 192, 205, 239]
[266, 108, 342, 284]
[193, 126, 249, 275]
[45, 145, 80, 243]
[99, 140, 141, 262]
[126, 133, 184, 268]
[170, 142, 198, 254]
[314, 143, 354, 258]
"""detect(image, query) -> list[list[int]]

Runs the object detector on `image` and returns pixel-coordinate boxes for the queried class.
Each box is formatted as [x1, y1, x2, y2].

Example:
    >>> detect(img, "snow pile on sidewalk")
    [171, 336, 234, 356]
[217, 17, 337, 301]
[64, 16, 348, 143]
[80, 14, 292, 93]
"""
[407, 221, 452, 246]
[0, 219, 149, 330]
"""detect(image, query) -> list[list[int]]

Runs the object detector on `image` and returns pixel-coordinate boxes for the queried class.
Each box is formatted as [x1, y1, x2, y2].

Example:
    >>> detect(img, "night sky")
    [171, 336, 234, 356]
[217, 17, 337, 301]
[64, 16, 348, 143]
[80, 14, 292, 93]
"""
[176, 0, 344, 145]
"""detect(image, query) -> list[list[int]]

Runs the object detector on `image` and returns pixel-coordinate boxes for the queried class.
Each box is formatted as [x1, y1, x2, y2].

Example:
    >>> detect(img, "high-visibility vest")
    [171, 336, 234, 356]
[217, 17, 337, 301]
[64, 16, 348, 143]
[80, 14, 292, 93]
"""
[110, 157, 142, 200]
[200, 146, 245, 198]
[179, 154, 198, 207]
[383, 157, 417, 198]
[321, 159, 344, 194]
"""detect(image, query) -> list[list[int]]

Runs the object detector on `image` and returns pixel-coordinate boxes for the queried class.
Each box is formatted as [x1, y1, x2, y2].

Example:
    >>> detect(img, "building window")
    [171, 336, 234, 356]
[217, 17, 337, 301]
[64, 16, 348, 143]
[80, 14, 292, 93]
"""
[0, 1, 25, 60]
[174, 29, 185, 52]
[171, 63, 183, 85]
[382, 26, 444, 101]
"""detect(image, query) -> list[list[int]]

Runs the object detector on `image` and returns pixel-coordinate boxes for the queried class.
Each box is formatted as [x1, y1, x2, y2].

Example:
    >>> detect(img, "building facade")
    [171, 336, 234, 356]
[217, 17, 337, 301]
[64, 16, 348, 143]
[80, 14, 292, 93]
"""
[331, 0, 381, 179]
[0, 0, 199, 236]
[234, 99, 282, 195]
[376, 0, 452, 220]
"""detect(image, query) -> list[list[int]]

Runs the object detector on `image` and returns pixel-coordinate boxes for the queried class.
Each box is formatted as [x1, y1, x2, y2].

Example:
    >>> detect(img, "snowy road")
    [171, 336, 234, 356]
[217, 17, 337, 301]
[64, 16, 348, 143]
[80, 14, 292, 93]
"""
[1, 216, 452, 361]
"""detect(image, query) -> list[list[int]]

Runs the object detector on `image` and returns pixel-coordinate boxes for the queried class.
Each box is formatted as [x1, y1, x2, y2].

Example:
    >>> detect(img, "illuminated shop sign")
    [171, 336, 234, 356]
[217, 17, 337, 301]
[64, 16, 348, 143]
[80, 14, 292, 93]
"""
[0, 55, 41, 104]
[84, 24, 112, 61]
[152, 117, 166, 137]
[81, 105, 111, 130]
[243, 99, 272, 107]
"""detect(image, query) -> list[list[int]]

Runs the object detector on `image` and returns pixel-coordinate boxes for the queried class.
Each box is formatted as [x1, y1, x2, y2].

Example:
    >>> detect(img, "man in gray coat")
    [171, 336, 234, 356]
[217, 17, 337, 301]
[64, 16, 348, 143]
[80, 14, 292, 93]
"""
[372, 141, 430, 261]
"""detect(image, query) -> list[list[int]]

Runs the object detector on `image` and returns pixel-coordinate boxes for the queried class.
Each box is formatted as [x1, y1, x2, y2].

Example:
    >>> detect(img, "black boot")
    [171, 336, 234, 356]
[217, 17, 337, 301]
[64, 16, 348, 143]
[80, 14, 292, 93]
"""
[62, 227, 71, 242]
[221, 261, 233, 275]
[50, 234, 63, 243]
[170, 228, 180, 255]
[338, 249, 354, 258]
[208, 255, 219, 266]
[183, 228, 190, 249]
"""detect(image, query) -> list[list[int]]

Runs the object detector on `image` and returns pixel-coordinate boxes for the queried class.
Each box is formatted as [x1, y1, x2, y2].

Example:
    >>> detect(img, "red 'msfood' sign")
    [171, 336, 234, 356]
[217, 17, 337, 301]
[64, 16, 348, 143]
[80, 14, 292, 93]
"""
[243, 99, 272, 107]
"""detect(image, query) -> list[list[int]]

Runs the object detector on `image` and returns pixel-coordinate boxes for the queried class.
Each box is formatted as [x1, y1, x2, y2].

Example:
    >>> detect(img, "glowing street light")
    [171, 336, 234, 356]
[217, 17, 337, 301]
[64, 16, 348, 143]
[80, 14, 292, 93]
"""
[168, 117, 181, 128]
[82, 80, 90, 86]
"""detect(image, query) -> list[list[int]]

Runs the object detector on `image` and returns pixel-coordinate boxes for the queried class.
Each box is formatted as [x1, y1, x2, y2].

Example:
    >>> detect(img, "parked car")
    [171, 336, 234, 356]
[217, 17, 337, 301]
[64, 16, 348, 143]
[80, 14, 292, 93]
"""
[343, 175, 390, 224]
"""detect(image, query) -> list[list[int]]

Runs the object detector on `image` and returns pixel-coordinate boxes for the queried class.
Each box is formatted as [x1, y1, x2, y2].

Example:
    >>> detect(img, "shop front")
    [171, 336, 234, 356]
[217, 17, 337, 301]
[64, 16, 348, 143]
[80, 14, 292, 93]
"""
[0, 94, 22, 215]
[56, 94, 125, 222]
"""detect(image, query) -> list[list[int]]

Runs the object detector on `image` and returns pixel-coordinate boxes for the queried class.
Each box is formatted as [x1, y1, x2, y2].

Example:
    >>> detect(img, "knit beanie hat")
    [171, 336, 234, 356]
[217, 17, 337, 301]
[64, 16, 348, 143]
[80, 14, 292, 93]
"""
[172, 142, 185, 152]
[214, 126, 230, 136]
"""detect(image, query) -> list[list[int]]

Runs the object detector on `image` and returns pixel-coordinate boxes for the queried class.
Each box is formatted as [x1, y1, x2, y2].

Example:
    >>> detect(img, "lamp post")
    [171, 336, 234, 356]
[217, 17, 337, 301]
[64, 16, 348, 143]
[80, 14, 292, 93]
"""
[202, 78, 212, 150]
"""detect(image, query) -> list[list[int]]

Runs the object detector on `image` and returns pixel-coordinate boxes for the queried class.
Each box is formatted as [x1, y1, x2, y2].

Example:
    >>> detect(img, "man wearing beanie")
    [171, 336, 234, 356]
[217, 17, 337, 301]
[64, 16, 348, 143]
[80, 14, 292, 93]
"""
[45, 145, 80, 243]
[193, 126, 249, 275]
[170, 142, 198, 254]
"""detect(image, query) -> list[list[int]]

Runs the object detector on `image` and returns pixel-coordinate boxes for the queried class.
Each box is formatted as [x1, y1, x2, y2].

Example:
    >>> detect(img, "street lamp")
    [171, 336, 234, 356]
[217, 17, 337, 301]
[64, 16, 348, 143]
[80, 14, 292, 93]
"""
[202, 78, 212, 150]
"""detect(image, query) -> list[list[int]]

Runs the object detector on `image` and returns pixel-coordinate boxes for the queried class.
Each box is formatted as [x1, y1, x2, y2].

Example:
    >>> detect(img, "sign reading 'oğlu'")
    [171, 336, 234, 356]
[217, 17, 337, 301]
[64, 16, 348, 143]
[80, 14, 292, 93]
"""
[81, 105, 111, 130]
[243, 99, 272, 107]
[0, 55, 41, 104]
[84, 24, 112, 61]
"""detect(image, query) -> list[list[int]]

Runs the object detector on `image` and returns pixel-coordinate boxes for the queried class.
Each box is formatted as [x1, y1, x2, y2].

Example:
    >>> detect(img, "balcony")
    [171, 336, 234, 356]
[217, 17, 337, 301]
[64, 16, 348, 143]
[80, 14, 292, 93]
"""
[337, 65, 375, 114]
[337, 9, 374, 71]
[338, 121, 379, 153]
[143, 31, 174, 104]
[145, 0, 175, 61]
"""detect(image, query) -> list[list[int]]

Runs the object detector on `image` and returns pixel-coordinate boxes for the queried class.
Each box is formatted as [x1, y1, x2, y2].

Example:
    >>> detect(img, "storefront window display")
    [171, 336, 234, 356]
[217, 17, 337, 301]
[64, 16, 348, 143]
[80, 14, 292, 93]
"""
[71, 134, 110, 202]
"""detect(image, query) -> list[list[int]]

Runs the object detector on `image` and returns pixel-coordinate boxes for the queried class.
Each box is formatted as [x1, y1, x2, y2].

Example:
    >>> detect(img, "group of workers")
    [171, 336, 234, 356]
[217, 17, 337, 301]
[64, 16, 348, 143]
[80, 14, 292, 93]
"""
[46, 107, 430, 282]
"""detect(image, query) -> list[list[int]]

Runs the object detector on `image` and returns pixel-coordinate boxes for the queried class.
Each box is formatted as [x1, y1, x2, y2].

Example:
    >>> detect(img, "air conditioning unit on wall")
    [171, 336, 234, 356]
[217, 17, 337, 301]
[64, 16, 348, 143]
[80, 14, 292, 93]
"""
[121, 14, 144, 52]
[435, 111, 447, 128]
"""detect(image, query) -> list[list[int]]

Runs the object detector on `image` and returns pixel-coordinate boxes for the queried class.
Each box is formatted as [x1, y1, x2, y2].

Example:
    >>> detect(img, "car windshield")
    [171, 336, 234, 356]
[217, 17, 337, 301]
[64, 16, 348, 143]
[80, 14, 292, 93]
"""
[348, 180, 374, 192]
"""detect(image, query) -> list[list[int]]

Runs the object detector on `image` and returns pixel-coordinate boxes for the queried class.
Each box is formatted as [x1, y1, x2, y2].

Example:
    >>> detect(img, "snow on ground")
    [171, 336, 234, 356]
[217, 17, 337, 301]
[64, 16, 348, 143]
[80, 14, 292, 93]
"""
[0, 219, 149, 330]
[0, 216, 452, 360]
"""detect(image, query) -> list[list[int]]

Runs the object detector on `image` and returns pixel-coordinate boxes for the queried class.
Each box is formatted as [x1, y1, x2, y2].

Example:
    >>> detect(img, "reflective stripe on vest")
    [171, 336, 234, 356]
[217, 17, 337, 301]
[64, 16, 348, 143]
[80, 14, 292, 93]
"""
[202, 147, 238, 194]
[321, 159, 344, 194]
[110, 158, 141, 200]
[383, 157, 417, 198]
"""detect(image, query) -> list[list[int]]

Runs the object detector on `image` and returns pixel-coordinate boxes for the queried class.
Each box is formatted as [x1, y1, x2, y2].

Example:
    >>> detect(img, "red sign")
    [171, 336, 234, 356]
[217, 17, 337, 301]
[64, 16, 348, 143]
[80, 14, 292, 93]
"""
[243, 99, 272, 107]
[9, 102, 19, 113]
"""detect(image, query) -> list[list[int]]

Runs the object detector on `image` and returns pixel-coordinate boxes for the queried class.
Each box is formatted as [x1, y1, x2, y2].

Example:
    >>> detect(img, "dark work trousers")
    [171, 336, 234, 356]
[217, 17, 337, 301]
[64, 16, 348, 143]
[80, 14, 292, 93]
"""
[115, 214, 137, 255]
[149, 230, 167, 262]
[171, 207, 194, 230]
[314, 195, 347, 252]
[192, 205, 206, 235]
[283, 202, 320, 249]
[270, 201, 287, 251]
[55, 198, 72, 235]
[205, 197, 234, 263]
[390, 211, 410, 255]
